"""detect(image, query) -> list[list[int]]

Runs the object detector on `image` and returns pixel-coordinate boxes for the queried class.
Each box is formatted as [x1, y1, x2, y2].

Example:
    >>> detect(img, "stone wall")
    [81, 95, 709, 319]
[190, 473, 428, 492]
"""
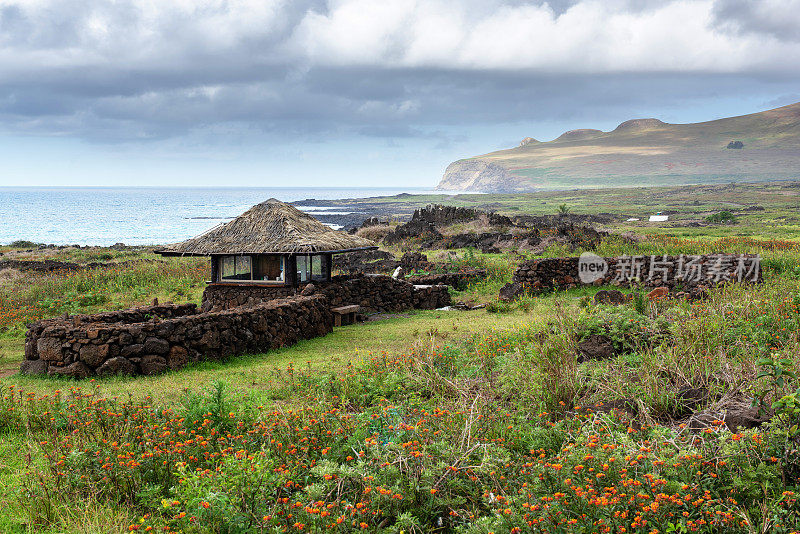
[406, 269, 487, 290]
[21, 295, 331, 378]
[201, 274, 451, 313]
[21, 274, 451, 379]
[506, 254, 761, 296]
[201, 284, 295, 312]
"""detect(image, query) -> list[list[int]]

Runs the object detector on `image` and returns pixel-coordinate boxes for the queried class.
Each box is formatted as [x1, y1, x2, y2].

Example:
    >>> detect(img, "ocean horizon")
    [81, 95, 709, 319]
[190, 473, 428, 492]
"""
[0, 186, 451, 247]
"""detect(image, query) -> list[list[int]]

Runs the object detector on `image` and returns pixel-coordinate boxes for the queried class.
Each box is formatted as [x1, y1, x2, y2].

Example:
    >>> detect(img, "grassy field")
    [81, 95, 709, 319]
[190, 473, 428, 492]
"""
[1, 184, 800, 532]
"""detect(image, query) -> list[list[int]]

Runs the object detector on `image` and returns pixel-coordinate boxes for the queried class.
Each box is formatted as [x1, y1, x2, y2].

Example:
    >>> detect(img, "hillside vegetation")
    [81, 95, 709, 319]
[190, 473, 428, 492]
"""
[437, 102, 800, 192]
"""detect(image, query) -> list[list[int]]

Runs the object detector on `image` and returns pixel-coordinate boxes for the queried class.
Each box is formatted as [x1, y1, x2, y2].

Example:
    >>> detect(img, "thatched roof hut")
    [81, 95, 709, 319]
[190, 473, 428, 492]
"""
[156, 199, 376, 287]
[156, 199, 375, 256]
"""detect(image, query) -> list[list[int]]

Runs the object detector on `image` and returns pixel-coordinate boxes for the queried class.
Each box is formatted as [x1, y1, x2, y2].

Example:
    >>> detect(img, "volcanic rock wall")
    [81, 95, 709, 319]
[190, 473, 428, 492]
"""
[406, 269, 487, 290]
[201, 274, 451, 313]
[22, 296, 331, 378]
[509, 254, 762, 295]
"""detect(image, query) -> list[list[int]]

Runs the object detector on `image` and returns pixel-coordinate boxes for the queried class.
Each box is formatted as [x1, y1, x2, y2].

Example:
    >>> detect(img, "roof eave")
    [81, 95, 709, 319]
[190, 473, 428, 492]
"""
[155, 245, 378, 257]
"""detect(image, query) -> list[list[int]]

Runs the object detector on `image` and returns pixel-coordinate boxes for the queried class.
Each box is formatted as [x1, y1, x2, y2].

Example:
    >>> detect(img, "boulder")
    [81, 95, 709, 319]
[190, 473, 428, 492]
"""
[647, 287, 668, 301]
[20, 359, 48, 375]
[167, 346, 189, 370]
[301, 283, 316, 296]
[499, 282, 525, 302]
[594, 290, 626, 305]
[724, 406, 771, 430]
[140, 355, 168, 376]
[96, 357, 137, 376]
[79, 343, 110, 367]
[37, 337, 64, 362]
[577, 335, 616, 362]
[120, 343, 144, 358]
[49, 361, 92, 379]
[143, 337, 170, 355]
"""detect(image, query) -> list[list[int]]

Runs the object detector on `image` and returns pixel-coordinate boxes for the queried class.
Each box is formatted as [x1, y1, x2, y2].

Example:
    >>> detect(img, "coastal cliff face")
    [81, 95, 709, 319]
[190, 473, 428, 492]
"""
[436, 159, 520, 192]
[436, 101, 800, 192]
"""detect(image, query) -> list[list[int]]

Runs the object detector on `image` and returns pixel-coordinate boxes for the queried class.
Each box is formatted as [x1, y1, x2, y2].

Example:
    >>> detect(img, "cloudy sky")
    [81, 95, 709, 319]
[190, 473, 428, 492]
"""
[1, 0, 799, 188]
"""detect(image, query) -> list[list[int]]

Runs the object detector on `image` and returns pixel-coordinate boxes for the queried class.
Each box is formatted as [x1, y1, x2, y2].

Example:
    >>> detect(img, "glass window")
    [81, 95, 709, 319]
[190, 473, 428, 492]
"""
[219, 256, 252, 281]
[311, 255, 329, 281]
[221, 256, 235, 280]
[296, 255, 309, 283]
[253, 256, 284, 282]
[296, 255, 330, 283]
[235, 256, 251, 278]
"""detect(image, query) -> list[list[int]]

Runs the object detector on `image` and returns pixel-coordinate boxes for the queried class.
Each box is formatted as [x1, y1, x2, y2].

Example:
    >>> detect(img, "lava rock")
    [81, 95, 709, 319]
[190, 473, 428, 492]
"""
[37, 337, 64, 362]
[301, 283, 316, 296]
[594, 290, 626, 305]
[647, 287, 668, 300]
[499, 282, 525, 302]
[49, 361, 92, 379]
[577, 335, 616, 362]
[167, 346, 189, 370]
[143, 337, 170, 355]
[140, 355, 168, 376]
[20, 359, 48, 375]
[79, 343, 110, 367]
[96, 357, 137, 376]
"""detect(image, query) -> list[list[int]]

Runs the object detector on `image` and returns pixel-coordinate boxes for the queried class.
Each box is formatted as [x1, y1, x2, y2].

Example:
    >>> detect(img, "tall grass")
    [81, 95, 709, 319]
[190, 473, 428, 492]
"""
[0, 259, 208, 332]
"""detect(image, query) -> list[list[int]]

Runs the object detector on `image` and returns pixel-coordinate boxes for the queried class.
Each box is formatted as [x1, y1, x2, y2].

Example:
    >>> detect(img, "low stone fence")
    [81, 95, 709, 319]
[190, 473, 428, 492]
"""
[412, 284, 453, 309]
[503, 253, 761, 298]
[201, 285, 296, 311]
[201, 274, 451, 313]
[21, 274, 452, 378]
[21, 295, 331, 378]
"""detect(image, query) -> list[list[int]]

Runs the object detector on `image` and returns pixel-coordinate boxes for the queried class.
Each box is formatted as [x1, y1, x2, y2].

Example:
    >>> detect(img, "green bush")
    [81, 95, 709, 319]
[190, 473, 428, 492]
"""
[486, 300, 513, 313]
[706, 211, 737, 224]
[575, 304, 671, 353]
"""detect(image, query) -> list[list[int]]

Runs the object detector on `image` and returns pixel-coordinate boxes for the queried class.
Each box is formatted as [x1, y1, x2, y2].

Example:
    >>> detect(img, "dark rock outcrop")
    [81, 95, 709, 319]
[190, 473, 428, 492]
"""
[577, 335, 616, 362]
[594, 290, 626, 305]
[499, 282, 525, 302]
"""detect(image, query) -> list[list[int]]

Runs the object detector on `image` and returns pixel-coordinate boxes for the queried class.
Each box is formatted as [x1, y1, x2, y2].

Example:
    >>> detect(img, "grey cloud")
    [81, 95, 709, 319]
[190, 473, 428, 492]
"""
[712, 0, 800, 41]
[0, 0, 799, 146]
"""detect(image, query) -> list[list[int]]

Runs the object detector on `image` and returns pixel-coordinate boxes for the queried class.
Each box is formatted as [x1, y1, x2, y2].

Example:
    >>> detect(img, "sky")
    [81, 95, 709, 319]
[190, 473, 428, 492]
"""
[1, 0, 800, 188]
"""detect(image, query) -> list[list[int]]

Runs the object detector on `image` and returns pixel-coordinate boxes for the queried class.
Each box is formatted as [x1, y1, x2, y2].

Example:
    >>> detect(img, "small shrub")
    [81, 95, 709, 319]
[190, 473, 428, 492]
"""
[485, 300, 512, 313]
[576, 304, 670, 353]
[7, 239, 41, 248]
[706, 211, 737, 224]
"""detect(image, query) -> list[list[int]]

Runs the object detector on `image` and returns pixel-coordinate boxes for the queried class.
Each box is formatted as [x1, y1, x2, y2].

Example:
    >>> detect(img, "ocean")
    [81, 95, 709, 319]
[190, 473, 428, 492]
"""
[0, 187, 438, 246]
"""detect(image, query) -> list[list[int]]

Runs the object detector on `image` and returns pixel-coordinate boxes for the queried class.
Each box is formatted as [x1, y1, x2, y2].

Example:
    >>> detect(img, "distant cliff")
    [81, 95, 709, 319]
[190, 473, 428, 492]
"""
[436, 102, 800, 192]
[438, 159, 519, 192]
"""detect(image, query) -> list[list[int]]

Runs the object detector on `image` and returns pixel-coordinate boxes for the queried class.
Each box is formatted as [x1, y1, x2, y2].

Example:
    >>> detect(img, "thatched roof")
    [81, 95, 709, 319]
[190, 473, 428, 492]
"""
[156, 199, 376, 256]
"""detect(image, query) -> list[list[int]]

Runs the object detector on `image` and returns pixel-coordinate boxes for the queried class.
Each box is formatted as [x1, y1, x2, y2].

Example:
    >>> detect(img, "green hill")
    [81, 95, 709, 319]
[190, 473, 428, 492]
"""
[437, 102, 800, 192]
